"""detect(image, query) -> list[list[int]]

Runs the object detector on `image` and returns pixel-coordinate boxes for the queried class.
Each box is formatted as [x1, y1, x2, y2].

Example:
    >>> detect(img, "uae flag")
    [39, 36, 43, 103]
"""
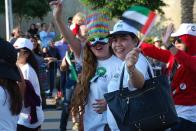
[122, 5, 157, 35]
[65, 52, 78, 81]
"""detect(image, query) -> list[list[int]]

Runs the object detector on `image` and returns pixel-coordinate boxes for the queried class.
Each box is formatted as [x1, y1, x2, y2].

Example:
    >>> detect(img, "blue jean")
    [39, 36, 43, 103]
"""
[170, 117, 196, 131]
[49, 68, 57, 94]
[60, 70, 76, 130]
[60, 70, 66, 95]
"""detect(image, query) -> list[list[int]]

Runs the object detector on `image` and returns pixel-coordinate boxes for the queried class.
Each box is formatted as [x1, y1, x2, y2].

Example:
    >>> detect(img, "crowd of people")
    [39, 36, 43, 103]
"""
[0, 0, 195, 131]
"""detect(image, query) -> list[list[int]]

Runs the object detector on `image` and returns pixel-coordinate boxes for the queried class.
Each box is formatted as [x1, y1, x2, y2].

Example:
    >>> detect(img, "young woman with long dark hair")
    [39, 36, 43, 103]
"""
[0, 39, 23, 131]
[14, 38, 44, 131]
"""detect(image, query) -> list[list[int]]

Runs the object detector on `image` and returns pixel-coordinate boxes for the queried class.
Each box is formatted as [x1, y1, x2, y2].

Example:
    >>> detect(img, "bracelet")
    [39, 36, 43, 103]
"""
[167, 44, 175, 50]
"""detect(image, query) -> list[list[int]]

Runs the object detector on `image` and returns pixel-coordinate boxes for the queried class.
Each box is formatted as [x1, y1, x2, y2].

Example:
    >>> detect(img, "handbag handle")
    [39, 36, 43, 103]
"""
[147, 65, 153, 79]
[119, 64, 125, 91]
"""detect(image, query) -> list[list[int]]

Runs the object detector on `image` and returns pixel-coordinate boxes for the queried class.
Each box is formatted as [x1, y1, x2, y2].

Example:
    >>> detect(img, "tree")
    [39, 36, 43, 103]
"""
[181, 0, 195, 23]
[79, 0, 166, 18]
[0, 0, 50, 25]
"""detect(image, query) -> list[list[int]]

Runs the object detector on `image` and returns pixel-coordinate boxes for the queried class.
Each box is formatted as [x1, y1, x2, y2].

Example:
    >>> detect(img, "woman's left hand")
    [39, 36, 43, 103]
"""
[92, 99, 107, 114]
[125, 48, 140, 74]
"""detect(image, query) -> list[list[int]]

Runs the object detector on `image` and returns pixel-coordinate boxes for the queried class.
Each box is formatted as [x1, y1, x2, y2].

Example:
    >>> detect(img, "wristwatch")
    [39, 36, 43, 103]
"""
[167, 44, 175, 50]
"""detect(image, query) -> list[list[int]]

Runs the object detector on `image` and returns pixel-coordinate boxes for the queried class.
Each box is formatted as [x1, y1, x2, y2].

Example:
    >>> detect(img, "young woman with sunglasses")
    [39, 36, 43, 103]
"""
[52, 2, 122, 130]
[141, 23, 196, 131]
[50, 1, 148, 130]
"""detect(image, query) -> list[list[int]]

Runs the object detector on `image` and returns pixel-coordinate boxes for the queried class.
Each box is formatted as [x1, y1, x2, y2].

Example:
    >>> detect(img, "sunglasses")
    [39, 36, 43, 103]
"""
[173, 37, 182, 43]
[88, 37, 109, 47]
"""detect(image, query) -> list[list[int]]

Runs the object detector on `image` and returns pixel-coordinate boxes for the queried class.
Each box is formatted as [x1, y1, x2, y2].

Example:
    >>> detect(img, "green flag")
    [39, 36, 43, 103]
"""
[65, 52, 78, 81]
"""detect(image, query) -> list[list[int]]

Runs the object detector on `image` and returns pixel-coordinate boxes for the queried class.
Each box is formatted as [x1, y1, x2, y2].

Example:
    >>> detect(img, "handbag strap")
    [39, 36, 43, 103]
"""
[119, 64, 125, 90]
[147, 65, 153, 79]
[145, 55, 153, 79]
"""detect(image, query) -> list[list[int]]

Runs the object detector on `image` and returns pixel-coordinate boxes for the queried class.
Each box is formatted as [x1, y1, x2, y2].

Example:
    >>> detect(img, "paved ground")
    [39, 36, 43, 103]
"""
[42, 98, 73, 131]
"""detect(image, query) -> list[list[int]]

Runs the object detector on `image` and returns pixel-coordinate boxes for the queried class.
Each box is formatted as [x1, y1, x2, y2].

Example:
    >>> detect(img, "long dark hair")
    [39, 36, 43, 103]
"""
[22, 47, 39, 76]
[0, 79, 22, 115]
[30, 36, 43, 56]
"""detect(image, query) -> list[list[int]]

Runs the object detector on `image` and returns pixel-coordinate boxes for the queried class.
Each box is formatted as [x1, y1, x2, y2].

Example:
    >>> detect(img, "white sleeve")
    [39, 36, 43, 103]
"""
[21, 67, 29, 80]
[124, 54, 154, 90]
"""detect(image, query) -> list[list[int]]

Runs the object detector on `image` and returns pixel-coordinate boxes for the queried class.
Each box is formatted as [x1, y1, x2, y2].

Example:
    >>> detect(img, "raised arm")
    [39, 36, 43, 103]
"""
[50, 1, 82, 58]
[141, 23, 174, 63]
[125, 48, 145, 89]
[161, 23, 179, 55]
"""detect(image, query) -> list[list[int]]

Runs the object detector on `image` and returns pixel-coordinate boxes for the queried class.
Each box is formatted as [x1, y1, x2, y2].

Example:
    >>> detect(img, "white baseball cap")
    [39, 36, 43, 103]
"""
[109, 20, 138, 37]
[153, 37, 161, 42]
[13, 38, 33, 50]
[171, 23, 196, 37]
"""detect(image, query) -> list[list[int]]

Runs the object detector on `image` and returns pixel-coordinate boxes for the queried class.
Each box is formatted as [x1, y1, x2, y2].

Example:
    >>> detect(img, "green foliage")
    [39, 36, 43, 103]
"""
[79, 0, 166, 18]
[0, 0, 50, 20]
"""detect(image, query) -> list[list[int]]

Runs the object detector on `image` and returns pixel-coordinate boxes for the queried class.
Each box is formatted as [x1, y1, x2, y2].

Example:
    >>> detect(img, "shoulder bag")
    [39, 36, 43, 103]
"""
[104, 65, 179, 131]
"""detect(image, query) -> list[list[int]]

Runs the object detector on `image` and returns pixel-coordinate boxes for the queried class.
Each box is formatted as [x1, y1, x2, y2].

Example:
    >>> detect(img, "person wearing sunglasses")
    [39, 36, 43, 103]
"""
[51, 1, 123, 130]
[51, 1, 150, 130]
[141, 23, 196, 131]
[172, 36, 187, 52]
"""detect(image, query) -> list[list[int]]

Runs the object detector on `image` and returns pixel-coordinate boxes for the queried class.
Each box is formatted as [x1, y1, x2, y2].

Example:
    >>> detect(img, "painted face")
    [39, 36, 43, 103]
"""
[110, 34, 137, 60]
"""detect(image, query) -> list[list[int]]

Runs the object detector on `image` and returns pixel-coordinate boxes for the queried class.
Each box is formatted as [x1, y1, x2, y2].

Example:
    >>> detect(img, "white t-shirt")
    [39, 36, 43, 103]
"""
[107, 54, 153, 131]
[0, 87, 18, 131]
[175, 105, 196, 122]
[83, 55, 122, 131]
[17, 63, 44, 128]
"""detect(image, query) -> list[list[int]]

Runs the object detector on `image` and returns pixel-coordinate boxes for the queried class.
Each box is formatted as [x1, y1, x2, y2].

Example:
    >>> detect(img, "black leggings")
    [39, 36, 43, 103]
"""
[17, 124, 41, 131]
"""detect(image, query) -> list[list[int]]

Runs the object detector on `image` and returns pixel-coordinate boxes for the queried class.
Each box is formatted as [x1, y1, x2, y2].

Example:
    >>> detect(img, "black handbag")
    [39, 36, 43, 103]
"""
[104, 65, 179, 131]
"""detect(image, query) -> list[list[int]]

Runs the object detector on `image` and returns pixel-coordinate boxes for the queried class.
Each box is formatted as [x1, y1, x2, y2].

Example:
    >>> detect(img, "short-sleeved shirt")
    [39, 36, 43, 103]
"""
[17, 63, 44, 128]
[0, 87, 18, 131]
[83, 55, 122, 131]
[107, 54, 153, 130]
